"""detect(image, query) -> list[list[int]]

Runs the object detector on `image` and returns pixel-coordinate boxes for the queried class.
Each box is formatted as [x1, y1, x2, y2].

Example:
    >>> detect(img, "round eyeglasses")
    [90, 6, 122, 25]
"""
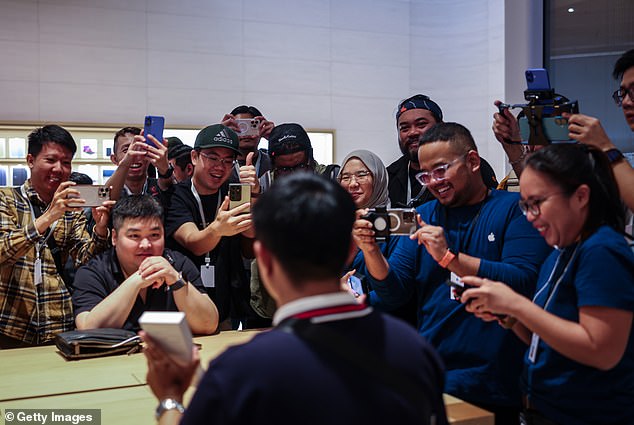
[518, 192, 566, 217]
[415, 154, 466, 186]
[338, 170, 371, 184]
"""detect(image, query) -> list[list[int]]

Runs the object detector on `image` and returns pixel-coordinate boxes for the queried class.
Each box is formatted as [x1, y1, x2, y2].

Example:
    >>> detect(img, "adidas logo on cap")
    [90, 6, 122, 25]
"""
[213, 128, 233, 145]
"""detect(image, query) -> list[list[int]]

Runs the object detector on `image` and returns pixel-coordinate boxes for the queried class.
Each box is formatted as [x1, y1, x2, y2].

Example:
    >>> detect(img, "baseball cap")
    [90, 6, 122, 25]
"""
[268, 123, 312, 157]
[194, 124, 240, 155]
[395, 94, 443, 123]
[167, 142, 193, 160]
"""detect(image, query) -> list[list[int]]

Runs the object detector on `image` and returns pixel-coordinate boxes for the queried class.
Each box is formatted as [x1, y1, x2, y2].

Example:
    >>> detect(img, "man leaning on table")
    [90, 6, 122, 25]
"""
[142, 173, 448, 425]
[72, 195, 218, 334]
[0, 125, 112, 349]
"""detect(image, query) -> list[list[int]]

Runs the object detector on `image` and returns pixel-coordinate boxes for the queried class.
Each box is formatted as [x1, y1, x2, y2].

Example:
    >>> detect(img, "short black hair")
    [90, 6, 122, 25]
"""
[525, 144, 624, 238]
[612, 49, 634, 80]
[114, 126, 141, 153]
[69, 171, 93, 185]
[419, 122, 478, 154]
[230, 105, 263, 117]
[252, 173, 355, 284]
[27, 124, 77, 157]
[112, 195, 163, 231]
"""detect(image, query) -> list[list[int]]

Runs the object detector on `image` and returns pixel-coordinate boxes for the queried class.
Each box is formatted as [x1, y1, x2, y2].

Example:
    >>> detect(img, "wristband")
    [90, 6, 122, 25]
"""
[604, 148, 625, 164]
[438, 248, 456, 268]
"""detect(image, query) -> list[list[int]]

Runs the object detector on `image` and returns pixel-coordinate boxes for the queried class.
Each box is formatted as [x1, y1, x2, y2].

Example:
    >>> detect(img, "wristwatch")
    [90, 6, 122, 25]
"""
[605, 148, 625, 164]
[158, 163, 174, 179]
[170, 273, 187, 292]
[155, 398, 185, 419]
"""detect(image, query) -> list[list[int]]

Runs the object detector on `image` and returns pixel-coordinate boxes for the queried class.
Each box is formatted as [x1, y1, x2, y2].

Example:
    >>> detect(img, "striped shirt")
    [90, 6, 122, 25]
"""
[0, 180, 109, 345]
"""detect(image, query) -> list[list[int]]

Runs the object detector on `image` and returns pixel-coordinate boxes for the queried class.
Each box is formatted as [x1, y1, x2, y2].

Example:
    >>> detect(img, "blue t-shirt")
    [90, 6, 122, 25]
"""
[368, 190, 552, 407]
[522, 225, 634, 425]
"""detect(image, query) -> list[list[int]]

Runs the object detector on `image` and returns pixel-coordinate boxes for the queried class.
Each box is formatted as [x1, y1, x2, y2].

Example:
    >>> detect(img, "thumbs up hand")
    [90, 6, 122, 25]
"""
[239, 152, 261, 195]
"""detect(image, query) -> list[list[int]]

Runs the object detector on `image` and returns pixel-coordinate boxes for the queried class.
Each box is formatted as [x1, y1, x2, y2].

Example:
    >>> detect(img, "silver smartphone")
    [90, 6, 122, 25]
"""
[68, 185, 111, 207]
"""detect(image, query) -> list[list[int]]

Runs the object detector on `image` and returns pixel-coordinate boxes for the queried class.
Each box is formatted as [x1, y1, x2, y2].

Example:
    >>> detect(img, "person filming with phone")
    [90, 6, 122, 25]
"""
[0, 125, 113, 348]
[460, 144, 634, 425]
[164, 124, 261, 330]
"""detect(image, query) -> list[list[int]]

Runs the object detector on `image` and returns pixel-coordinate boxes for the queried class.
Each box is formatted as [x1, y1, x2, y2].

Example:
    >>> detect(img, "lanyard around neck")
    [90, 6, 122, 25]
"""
[532, 244, 579, 310]
[190, 182, 222, 265]
[20, 186, 57, 250]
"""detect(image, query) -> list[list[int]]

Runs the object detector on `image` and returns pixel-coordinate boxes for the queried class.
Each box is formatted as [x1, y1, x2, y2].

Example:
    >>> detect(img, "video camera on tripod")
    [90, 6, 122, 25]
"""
[499, 68, 579, 145]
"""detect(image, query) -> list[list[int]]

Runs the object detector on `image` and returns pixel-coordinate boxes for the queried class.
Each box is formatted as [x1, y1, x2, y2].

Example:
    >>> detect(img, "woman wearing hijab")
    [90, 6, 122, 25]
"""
[340, 150, 417, 326]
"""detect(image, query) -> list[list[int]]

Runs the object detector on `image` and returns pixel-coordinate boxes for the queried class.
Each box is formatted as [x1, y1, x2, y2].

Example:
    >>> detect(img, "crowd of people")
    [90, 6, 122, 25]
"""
[1, 49, 634, 425]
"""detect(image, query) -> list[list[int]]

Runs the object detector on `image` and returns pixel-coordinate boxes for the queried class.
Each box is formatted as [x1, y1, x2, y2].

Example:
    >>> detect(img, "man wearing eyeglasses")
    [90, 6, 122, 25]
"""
[164, 124, 261, 330]
[388, 94, 498, 208]
[356, 122, 551, 424]
[564, 49, 634, 233]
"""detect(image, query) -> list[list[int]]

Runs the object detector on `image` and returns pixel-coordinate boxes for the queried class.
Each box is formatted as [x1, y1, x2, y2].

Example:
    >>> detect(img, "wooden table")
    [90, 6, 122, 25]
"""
[0, 329, 492, 424]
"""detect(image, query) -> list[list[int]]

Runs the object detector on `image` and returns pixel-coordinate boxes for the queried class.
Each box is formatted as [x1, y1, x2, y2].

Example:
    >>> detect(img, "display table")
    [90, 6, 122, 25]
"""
[0, 329, 492, 424]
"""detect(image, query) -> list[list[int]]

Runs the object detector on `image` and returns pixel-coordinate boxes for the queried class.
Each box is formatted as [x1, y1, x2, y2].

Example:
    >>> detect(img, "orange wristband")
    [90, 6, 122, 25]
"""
[439, 249, 456, 268]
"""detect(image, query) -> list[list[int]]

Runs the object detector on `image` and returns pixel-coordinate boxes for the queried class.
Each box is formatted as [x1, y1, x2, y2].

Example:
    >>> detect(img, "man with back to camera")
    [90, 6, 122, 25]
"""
[166, 137, 194, 184]
[164, 124, 264, 330]
[72, 195, 218, 334]
[0, 125, 113, 348]
[356, 122, 551, 424]
[221, 105, 275, 191]
[389, 94, 499, 208]
[142, 172, 448, 425]
[106, 126, 174, 205]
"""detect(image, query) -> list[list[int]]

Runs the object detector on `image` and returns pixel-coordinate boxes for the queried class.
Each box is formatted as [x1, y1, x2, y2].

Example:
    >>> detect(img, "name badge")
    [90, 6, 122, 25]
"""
[200, 264, 215, 288]
[449, 272, 462, 300]
[528, 333, 540, 363]
[34, 257, 42, 286]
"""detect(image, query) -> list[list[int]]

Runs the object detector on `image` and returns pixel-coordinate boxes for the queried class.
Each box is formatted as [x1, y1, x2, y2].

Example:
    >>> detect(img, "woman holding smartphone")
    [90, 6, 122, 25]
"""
[461, 144, 634, 425]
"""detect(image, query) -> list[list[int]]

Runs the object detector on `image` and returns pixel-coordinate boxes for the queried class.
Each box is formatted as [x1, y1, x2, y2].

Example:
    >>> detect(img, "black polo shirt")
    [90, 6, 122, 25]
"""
[72, 247, 206, 331]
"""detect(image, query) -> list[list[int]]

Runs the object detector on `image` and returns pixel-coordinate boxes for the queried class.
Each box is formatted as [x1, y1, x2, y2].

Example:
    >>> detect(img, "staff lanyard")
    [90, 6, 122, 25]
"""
[20, 186, 57, 286]
[528, 244, 579, 364]
[190, 182, 221, 266]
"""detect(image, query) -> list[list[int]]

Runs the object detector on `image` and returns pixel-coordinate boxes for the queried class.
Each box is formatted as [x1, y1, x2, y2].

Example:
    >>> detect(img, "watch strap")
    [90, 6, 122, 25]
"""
[170, 275, 187, 291]
[605, 148, 625, 164]
[158, 163, 175, 179]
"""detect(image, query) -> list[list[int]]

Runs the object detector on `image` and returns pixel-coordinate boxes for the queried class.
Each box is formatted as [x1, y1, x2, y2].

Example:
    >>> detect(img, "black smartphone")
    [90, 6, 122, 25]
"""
[144, 115, 165, 146]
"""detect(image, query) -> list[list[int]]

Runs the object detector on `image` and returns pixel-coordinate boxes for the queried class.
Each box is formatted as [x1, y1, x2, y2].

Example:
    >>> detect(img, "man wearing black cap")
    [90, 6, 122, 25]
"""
[167, 137, 194, 184]
[389, 94, 498, 208]
[268, 123, 339, 181]
[164, 124, 262, 329]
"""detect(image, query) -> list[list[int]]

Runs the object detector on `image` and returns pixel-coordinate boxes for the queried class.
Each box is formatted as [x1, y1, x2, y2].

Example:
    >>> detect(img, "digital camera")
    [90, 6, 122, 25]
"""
[361, 206, 418, 242]
[235, 119, 260, 137]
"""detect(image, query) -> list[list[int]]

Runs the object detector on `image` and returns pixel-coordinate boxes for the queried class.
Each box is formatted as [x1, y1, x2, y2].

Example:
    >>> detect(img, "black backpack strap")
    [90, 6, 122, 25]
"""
[280, 318, 433, 424]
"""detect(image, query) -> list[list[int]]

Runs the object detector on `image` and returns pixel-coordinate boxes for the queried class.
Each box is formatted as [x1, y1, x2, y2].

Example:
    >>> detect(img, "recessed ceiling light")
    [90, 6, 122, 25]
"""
[568, 7, 575, 13]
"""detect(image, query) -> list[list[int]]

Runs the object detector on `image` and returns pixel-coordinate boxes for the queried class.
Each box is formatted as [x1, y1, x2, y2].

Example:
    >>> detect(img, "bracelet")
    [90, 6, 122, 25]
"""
[438, 249, 456, 268]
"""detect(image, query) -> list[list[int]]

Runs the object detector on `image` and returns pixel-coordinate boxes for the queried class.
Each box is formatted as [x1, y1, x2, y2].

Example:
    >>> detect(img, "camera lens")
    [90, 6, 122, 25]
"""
[526, 71, 534, 83]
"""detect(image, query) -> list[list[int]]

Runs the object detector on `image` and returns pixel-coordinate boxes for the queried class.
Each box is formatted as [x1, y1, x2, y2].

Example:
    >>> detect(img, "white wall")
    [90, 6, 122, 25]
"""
[0, 0, 542, 178]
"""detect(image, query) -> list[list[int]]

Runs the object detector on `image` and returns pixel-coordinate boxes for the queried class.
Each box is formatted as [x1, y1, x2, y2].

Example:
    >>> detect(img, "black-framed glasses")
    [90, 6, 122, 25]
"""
[198, 151, 235, 168]
[518, 192, 566, 217]
[415, 154, 466, 186]
[612, 87, 634, 107]
[338, 170, 371, 184]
